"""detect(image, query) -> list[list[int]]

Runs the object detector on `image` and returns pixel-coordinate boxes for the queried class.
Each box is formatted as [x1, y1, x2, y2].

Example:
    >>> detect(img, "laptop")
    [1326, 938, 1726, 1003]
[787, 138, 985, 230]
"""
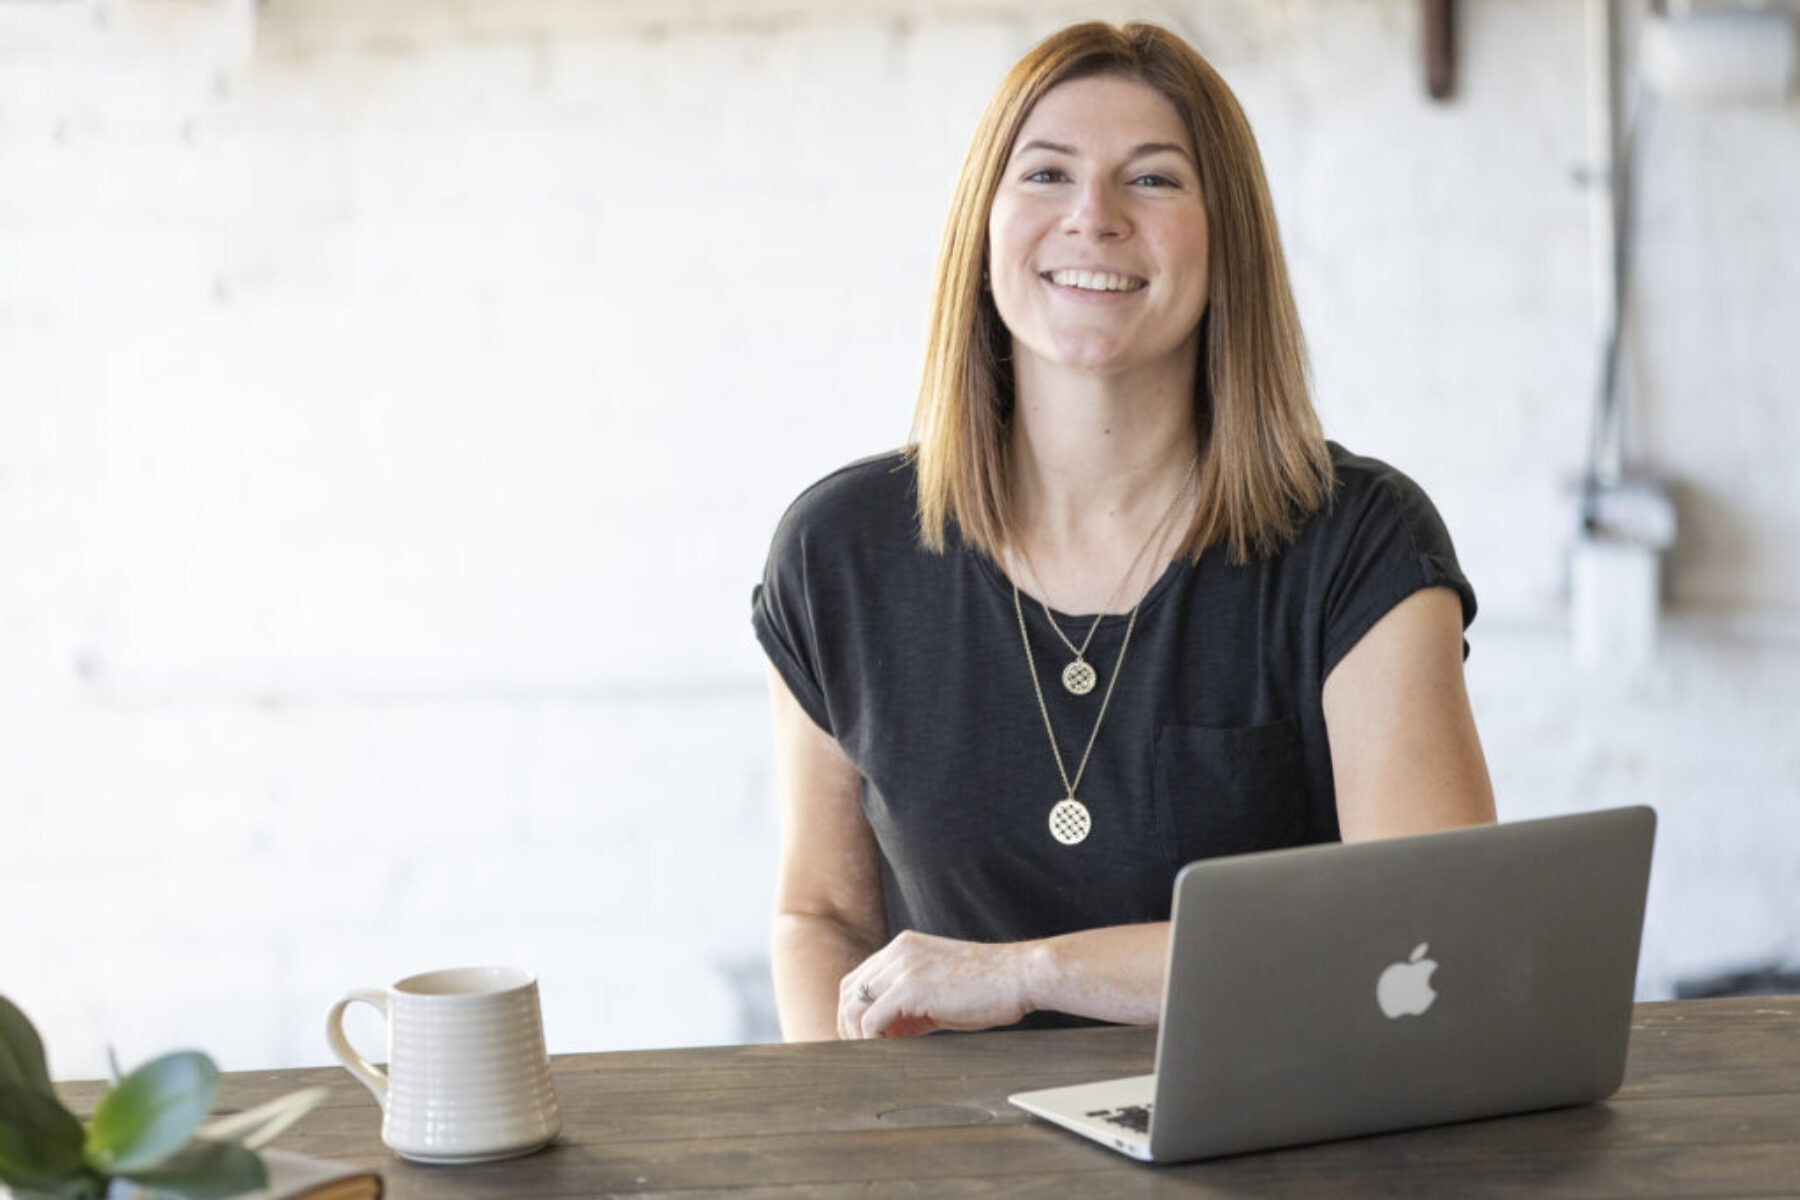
[1008, 806, 1657, 1162]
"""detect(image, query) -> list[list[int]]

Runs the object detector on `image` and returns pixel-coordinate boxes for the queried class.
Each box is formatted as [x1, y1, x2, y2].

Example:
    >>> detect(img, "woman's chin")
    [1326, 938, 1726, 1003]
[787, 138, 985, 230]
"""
[1024, 338, 1133, 375]
[1050, 349, 1160, 378]
[1023, 333, 1192, 379]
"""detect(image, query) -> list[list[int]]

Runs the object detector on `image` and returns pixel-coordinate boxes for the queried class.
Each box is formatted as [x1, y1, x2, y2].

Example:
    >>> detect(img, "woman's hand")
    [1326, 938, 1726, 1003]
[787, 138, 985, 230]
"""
[838, 931, 1037, 1039]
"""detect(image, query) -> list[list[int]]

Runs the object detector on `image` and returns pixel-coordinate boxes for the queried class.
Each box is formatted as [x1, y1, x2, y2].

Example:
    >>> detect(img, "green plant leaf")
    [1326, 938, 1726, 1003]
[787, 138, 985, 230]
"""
[84, 1052, 219, 1175]
[0, 1171, 103, 1200]
[0, 1080, 95, 1195]
[0, 995, 55, 1095]
[118, 1137, 267, 1200]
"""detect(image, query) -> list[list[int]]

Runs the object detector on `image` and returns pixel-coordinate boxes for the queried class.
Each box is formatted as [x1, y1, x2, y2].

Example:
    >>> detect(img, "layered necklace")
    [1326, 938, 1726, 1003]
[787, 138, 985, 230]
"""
[1010, 459, 1198, 846]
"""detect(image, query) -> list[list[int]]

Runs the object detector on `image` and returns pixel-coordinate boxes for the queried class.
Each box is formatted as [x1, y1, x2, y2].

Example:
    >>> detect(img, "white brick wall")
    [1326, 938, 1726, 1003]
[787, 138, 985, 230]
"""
[3, 0, 1797, 1080]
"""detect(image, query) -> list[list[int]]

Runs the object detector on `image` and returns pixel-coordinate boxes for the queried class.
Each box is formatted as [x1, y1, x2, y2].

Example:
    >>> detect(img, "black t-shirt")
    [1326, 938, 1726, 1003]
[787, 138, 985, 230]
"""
[753, 443, 1473, 1018]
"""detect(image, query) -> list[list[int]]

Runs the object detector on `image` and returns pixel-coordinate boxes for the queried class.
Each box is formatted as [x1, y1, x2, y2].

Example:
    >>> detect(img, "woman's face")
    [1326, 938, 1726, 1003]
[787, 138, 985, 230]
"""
[986, 74, 1210, 381]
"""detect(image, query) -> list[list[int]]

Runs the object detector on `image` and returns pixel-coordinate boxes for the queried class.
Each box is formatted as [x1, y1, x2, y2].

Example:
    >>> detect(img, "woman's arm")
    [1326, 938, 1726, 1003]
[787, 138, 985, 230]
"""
[766, 663, 889, 1041]
[1323, 586, 1497, 840]
[839, 922, 1168, 1039]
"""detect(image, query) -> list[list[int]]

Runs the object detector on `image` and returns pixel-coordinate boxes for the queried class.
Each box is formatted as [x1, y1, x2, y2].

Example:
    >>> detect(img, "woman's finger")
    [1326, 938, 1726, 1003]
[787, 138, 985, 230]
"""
[843, 948, 909, 1038]
[858, 975, 907, 1038]
[838, 948, 893, 1038]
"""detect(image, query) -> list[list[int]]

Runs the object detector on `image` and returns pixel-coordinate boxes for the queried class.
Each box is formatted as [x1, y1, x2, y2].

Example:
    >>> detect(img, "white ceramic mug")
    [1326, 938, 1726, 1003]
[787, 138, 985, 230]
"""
[325, 966, 562, 1163]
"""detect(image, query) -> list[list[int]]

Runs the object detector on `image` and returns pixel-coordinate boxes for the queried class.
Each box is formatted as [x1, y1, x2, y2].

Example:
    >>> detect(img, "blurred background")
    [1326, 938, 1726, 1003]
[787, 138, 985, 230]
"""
[2, 0, 1796, 1080]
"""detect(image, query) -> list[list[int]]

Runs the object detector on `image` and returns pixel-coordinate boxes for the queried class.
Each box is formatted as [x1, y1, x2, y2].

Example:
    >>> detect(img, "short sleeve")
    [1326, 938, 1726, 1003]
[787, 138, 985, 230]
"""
[751, 500, 835, 737]
[1319, 456, 1477, 676]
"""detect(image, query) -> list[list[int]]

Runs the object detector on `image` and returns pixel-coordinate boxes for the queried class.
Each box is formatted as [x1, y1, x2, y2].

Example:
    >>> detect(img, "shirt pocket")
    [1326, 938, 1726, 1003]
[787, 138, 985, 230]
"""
[1154, 718, 1310, 866]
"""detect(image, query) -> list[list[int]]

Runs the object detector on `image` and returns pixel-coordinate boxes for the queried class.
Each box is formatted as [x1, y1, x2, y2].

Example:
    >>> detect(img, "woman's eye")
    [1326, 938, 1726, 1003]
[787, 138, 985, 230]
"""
[1022, 167, 1068, 183]
[1133, 173, 1180, 188]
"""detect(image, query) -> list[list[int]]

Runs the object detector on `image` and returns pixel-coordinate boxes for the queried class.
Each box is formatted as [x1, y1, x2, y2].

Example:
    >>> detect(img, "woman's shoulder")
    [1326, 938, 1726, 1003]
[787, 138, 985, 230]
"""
[1302, 440, 1472, 629]
[1326, 441, 1427, 499]
[768, 449, 918, 549]
[1317, 441, 1448, 535]
[783, 449, 914, 511]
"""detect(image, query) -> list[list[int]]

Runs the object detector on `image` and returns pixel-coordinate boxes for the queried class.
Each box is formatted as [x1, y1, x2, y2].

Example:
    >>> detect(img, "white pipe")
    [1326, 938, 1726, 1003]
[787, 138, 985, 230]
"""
[1585, 0, 1624, 486]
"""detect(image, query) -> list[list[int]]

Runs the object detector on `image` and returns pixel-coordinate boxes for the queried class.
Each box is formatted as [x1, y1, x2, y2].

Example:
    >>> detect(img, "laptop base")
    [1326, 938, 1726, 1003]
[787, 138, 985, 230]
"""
[1008, 1075, 1156, 1161]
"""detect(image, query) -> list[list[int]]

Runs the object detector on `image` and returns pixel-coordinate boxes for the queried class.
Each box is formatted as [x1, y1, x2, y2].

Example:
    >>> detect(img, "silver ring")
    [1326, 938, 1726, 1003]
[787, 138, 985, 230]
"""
[855, 982, 875, 1004]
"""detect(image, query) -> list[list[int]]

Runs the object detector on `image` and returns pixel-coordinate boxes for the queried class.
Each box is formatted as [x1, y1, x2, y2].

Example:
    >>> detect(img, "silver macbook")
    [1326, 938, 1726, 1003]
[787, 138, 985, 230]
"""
[1009, 806, 1656, 1162]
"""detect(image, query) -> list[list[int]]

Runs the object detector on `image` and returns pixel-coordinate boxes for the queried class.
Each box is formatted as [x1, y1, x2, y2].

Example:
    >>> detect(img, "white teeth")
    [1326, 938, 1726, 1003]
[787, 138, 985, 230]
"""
[1048, 269, 1144, 292]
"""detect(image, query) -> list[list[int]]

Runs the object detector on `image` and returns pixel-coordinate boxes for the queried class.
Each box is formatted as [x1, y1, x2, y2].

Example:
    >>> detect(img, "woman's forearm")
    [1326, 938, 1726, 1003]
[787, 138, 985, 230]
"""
[1019, 921, 1171, 1026]
[772, 911, 883, 1041]
[819, 919, 1174, 1039]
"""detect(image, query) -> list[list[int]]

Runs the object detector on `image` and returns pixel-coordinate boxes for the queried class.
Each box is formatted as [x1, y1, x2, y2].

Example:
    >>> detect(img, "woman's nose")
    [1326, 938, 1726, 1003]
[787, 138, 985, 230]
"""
[1064, 181, 1129, 240]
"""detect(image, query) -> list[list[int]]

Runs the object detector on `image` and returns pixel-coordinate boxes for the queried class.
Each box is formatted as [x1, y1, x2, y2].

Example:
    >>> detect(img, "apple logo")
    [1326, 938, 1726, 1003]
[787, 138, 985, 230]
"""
[1376, 942, 1439, 1019]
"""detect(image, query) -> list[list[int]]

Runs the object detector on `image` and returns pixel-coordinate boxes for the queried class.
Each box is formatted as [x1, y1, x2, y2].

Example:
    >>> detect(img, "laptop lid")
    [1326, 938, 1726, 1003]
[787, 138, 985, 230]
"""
[1145, 806, 1656, 1161]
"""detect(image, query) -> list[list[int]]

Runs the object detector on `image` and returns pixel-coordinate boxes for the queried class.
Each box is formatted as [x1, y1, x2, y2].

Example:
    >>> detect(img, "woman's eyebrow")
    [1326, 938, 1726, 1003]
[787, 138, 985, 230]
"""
[1015, 139, 1077, 156]
[1013, 138, 1194, 165]
[1132, 141, 1195, 163]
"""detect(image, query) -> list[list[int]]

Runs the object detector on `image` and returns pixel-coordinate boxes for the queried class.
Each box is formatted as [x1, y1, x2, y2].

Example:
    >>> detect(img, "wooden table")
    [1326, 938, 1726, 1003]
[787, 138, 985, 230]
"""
[57, 996, 1800, 1197]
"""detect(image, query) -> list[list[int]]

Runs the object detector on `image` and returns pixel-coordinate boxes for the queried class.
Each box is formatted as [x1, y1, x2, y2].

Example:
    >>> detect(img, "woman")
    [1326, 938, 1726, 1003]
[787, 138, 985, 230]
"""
[752, 21, 1495, 1042]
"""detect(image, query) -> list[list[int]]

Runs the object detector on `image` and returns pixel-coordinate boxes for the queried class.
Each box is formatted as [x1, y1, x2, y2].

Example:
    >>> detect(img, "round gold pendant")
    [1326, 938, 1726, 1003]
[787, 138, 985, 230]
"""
[1061, 659, 1098, 695]
[1048, 797, 1092, 846]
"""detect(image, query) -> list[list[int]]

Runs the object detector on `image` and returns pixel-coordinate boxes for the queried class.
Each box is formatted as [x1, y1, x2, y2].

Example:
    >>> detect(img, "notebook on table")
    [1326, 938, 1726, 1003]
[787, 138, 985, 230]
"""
[1008, 806, 1657, 1163]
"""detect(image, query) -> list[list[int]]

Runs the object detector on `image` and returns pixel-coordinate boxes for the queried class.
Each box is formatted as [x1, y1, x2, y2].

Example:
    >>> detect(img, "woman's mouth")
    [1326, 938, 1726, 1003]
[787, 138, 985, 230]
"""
[1043, 269, 1147, 293]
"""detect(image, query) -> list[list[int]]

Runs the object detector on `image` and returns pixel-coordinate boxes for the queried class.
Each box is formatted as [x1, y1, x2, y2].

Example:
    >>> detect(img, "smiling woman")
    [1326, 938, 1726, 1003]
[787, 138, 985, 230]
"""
[986, 73, 1209, 394]
[987, 76, 1212, 382]
[752, 21, 1496, 1044]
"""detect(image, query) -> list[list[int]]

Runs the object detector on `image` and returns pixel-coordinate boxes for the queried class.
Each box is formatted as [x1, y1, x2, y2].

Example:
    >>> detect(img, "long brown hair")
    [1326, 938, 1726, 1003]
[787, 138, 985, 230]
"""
[907, 20, 1332, 564]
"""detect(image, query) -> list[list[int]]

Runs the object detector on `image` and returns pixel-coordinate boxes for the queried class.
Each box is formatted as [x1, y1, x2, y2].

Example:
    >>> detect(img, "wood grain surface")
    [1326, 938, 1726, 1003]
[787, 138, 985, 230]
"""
[53, 996, 1800, 1198]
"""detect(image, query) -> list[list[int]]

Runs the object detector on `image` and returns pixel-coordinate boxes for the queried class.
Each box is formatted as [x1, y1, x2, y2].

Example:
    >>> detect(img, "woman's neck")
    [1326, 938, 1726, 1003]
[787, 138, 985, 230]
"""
[1003, 357, 1201, 614]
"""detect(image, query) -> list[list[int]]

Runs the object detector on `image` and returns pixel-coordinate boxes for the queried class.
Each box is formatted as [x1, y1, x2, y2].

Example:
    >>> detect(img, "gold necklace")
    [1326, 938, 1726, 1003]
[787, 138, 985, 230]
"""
[1013, 459, 1197, 697]
[1009, 459, 1197, 845]
[1012, 580, 1139, 846]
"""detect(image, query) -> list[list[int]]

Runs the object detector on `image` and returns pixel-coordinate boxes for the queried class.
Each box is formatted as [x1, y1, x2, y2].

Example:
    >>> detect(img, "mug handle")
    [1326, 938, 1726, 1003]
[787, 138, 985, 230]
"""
[325, 987, 391, 1108]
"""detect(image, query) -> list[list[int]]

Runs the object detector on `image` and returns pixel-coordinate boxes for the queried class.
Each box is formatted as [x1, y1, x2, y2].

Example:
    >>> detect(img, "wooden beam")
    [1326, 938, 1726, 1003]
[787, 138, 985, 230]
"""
[1425, 0, 1456, 101]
